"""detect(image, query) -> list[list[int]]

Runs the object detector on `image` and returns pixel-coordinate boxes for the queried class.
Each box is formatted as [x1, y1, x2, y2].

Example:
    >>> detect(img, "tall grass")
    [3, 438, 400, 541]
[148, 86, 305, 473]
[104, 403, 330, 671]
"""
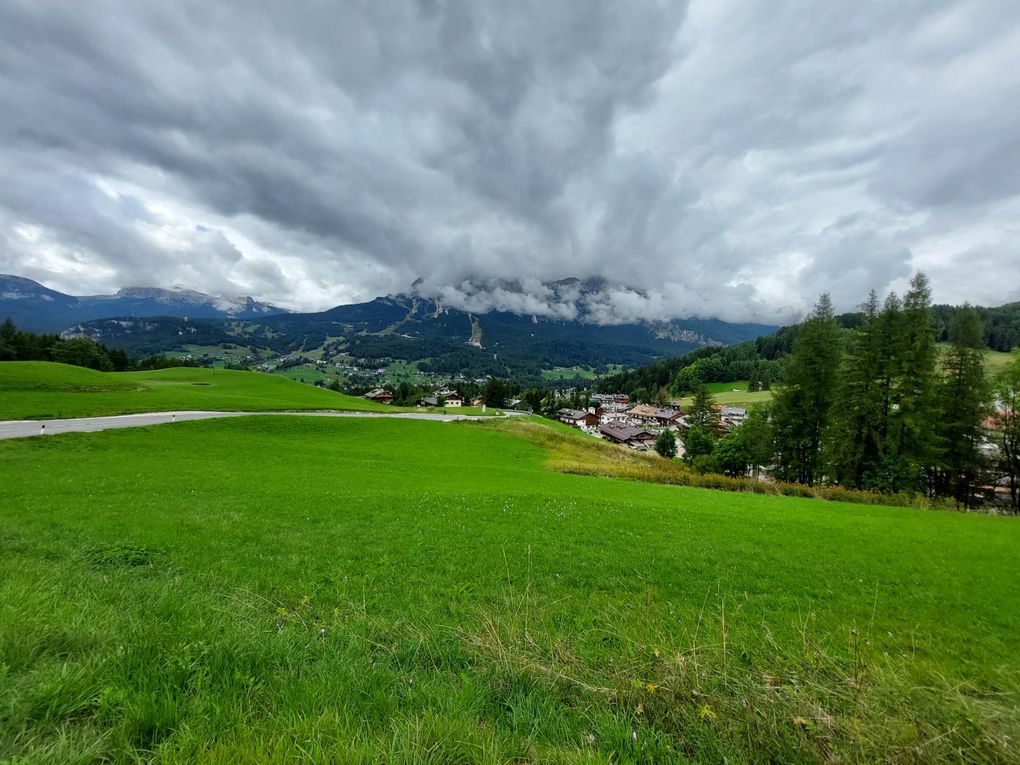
[490, 419, 944, 510]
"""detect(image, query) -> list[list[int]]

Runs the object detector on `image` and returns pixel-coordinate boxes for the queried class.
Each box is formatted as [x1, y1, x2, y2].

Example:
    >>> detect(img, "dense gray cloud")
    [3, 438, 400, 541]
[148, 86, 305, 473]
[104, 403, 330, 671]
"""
[1, 0, 1018, 323]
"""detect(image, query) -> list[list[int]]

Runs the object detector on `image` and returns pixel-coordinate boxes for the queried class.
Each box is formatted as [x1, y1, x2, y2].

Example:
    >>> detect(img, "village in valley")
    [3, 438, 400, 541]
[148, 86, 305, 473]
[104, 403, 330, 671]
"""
[554, 394, 747, 454]
[362, 384, 748, 456]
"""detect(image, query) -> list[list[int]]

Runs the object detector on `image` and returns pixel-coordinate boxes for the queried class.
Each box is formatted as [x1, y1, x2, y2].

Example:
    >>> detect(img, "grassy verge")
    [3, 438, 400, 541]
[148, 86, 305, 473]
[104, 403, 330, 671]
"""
[0, 416, 1017, 762]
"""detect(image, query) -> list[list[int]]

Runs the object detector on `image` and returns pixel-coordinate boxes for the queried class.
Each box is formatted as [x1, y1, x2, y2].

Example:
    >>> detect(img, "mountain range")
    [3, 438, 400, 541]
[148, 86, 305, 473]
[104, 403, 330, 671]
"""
[0, 275, 287, 332]
[2, 274, 779, 378]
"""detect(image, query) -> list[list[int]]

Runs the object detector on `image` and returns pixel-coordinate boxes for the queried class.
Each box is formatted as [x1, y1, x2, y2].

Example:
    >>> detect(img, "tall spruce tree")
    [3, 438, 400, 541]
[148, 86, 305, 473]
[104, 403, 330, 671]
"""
[887, 272, 938, 493]
[827, 290, 887, 488]
[686, 386, 720, 433]
[771, 294, 842, 485]
[934, 305, 991, 507]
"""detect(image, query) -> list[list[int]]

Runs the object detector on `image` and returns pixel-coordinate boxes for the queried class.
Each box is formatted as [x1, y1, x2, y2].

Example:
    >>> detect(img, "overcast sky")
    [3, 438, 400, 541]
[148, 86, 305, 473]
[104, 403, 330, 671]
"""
[2, 1, 1019, 324]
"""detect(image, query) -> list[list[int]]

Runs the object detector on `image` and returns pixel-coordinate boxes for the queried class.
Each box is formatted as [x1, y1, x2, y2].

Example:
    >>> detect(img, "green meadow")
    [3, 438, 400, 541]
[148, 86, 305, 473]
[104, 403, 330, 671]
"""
[0, 362, 395, 420]
[677, 381, 774, 408]
[541, 367, 600, 381]
[1, 415, 1018, 763]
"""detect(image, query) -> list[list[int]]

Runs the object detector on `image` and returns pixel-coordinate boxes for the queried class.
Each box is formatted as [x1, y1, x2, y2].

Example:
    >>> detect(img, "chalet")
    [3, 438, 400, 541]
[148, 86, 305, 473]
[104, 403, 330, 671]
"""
[626, 404, 683, 429]
[422, 389, 464, 407]
[592, 393, 630, 406]
[469, 396, 486, 407]
[599, 409, 630, 426]
[599, 422, 656, 449]
[364, 388, 394, 404]
[720, 406, 747, 427]
[557, 408, 600, 430]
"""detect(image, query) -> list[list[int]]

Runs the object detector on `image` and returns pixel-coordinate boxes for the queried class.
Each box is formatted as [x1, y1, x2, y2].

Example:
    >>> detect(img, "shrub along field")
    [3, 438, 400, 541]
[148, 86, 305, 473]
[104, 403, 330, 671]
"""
[1, 415, 1017, 763]
[0, 362, 397, 419]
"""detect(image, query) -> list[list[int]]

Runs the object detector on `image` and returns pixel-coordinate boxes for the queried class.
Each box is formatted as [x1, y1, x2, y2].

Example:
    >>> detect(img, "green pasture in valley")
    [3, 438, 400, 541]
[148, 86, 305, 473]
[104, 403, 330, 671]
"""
[677, 382, 774, 408]
[0, 415, 1017, 763]
[0, 362, 395, 419]
[269, 363, 336, 386]
[541, 367, 600, 381]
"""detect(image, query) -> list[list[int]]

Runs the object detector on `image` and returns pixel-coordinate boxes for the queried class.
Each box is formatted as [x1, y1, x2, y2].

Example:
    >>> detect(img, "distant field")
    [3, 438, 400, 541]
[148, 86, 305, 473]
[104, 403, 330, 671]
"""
[937, 343, 1016, 372]
[175, 344, 263, 365]
[0, 415, 1017, 762]
[0, 362, 395, 419]
[678, 381, 774, 408]
[542, 366, 600, 381]
[270, 363, 334, 385]
[701, 380, 751, 394]
[980, 347, 1016, 372]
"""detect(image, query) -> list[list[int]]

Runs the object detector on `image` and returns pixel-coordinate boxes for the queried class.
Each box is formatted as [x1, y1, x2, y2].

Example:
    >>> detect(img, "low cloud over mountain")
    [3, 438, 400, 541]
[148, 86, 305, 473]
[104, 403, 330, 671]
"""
[2, 2, 1019, 322]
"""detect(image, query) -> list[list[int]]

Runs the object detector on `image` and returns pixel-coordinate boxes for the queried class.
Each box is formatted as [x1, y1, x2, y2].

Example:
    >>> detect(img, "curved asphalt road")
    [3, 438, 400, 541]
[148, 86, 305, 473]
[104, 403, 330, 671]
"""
[0, 410, 525, 440]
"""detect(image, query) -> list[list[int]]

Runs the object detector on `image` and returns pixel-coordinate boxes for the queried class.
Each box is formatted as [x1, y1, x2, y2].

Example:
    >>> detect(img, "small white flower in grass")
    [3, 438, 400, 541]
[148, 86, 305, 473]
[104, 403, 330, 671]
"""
[585, 733, 596, 744]
[631, 731, 637, 743]
[408, 677, 414, 686]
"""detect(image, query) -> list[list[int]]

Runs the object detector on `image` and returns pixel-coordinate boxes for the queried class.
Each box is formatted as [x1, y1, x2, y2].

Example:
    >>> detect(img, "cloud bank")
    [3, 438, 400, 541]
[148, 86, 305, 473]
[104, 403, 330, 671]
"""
[2, 0, 1019, 323]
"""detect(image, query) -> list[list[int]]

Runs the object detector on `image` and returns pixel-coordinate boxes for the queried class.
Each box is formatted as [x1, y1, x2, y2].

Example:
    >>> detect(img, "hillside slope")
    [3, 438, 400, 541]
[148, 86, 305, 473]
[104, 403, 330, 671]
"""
[0, 362, 393, 419]
[1, 415, 1017, 762]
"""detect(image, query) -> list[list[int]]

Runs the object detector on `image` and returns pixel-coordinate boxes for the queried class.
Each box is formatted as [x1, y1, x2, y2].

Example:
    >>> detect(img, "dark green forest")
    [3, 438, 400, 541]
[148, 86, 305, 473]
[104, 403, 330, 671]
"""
[0, 319, 197, 372]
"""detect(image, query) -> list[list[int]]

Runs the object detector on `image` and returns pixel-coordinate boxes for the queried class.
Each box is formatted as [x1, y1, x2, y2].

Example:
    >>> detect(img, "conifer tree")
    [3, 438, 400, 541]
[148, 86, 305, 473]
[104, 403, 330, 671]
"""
[771, 294, 842, 485]
[686, 386, 720, 433]
[887, 272, 938, 492]
[827, 291, 886, 487]
[934, 306, 991, 507]
[740, 406, 774, 478]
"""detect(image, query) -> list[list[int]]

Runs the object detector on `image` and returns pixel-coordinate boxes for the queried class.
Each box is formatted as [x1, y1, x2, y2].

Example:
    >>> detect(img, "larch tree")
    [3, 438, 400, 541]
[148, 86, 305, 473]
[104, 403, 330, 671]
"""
[771, 294, 842, 486]
[887, 272, 938, 493]
[826, 290, 888, 488]
[685, 386, 720, 433]
[934, 305, 991, 507]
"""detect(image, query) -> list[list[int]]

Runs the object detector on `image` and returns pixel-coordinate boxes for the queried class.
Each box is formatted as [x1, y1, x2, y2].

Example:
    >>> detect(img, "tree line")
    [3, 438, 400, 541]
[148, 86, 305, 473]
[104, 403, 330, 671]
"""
[735, 274, 1018, 511]
[598, 297, 1020, 402]
[0, 318, 199, 372]
[932, 301, 1020, 352]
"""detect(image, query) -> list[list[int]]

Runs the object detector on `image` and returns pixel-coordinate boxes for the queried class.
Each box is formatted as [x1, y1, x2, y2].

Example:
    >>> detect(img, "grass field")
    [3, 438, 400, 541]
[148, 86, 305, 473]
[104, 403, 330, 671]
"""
[541, 367, 600, 381]
[976, 347, 1016, 372]
[270, 364, 336, 386]
[937, 344, 1015, 373]
[677, 381, 774, 408]
[699, 381, 752, 394]
[1, 415, 1017, 762]
[0, 362, 395, 419]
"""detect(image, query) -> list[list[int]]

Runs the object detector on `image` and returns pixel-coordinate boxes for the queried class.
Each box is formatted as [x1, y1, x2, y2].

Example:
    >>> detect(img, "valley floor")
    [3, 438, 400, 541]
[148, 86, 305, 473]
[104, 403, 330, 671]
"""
[1, 416, 1018, 763]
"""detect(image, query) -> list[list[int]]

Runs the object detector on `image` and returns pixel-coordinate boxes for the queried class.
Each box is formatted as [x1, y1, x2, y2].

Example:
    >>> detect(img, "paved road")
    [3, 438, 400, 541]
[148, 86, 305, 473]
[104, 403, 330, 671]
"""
[0, 409, 523, 440]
